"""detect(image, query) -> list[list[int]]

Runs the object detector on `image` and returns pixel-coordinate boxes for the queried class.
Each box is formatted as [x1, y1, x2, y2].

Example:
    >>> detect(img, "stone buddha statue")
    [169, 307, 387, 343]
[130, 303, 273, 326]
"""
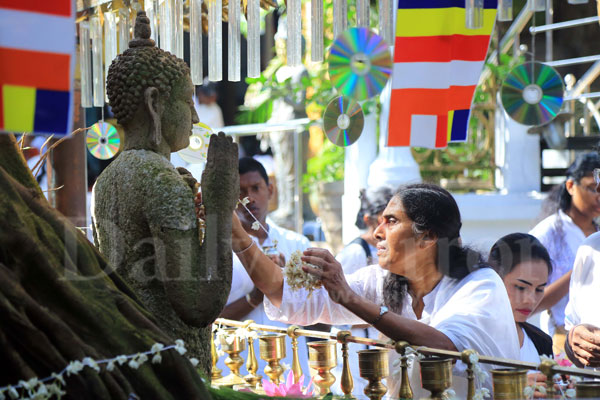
[92, 11, 238, 374]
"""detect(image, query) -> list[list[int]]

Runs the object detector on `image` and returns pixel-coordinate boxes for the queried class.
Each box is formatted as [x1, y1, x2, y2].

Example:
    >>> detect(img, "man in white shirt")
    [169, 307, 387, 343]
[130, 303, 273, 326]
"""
[217, 157, 311, 378]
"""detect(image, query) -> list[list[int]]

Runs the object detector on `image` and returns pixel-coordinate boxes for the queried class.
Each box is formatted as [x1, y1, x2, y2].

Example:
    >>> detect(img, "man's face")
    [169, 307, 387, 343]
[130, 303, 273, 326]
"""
[237, 171, 273, 229]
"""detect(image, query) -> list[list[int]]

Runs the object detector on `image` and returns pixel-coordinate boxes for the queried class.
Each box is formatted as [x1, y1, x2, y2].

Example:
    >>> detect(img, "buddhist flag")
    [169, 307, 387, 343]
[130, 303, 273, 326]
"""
[0, 0, 75, 136]
[387, 0, 497, 148]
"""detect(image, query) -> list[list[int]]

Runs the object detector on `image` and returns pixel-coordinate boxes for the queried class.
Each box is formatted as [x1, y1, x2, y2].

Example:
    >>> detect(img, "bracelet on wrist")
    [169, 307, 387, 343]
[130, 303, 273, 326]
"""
[235, 240, 255, 255]
[371, 305, 389, 326]
[245, 293, 260, 308]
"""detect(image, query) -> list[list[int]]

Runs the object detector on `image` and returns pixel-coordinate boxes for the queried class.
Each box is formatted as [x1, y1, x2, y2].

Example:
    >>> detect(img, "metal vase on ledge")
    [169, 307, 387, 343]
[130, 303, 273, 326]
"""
[419, 357, 453, 399]
[259, 333, 286, 384]
[214, 328, 247, 386]
[308, 340, 338, 396]
[358, 348, 389, 400]
[491, 368, 527, 399]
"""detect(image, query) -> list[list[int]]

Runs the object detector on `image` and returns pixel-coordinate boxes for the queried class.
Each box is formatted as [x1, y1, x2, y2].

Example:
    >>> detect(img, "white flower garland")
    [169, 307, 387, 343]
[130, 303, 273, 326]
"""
[237, 197, 279, 249]
[0, 340, 196, 400]
[283, 251, 323, 295]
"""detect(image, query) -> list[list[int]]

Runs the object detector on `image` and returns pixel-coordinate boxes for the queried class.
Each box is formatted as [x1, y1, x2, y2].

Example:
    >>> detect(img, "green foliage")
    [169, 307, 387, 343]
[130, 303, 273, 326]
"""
[302, 137, 345, 193]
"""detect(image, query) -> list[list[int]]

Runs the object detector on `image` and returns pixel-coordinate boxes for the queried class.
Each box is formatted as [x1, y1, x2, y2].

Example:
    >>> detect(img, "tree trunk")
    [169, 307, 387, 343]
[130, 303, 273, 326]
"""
[0, 134, 211, 399]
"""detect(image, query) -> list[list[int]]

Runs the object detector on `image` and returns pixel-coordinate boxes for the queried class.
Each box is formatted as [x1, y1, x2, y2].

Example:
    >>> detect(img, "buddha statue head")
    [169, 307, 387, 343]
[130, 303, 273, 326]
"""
[106, 11, 199, 156]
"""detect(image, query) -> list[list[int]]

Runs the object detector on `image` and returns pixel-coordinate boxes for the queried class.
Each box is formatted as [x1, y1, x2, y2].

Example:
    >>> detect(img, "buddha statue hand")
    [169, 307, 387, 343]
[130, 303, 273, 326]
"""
[201, 132, 239, 216]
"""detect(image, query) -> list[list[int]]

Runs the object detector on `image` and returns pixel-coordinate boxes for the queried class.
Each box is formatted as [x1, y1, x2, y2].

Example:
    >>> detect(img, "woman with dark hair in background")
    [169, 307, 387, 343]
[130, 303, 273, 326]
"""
[489, 233, 553, 361]
[529, 153, 600, 355]
[232, 183, 519, 397]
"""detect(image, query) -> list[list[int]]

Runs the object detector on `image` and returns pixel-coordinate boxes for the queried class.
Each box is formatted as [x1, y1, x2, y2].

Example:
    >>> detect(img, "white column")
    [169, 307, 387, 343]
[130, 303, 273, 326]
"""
[342, 112, 378, 244]
[494, 102, 541, 193]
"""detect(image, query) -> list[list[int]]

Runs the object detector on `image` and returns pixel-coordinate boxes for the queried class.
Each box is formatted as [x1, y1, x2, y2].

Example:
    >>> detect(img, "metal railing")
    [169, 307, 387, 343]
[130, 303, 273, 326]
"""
[212, 318, 600, 399]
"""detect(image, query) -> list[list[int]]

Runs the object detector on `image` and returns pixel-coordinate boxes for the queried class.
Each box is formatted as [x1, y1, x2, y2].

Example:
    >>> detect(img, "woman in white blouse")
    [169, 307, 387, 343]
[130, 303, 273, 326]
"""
[488, 233, 553, 396]
[232, 183, 519, 396]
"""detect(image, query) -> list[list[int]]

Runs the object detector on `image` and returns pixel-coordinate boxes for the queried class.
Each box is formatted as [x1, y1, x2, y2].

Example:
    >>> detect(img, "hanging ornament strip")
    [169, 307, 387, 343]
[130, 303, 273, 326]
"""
[333, 0, 348, 39]
[208, 0, 223, 81]
[465, 0, 484, 29]
[90, 15, 104, 107]
[118, 7, 131, 53]
[145, 0, 158, 43]
[104, 11, 118, 103]
[190, 0, 204, 84]
[378, 0, 393, 45]
[158, 0, 173, 53]
[311, 0, 323, 62]
[247, 0, 261, 78]
[497, 0, 513, 21]
[175, 0, 184, 58]
[530, 0, 546, 12]
[356, 0, 369, 28]
[228, 0, 241, 80]
[287, 0, 302, 66]
[79, 22, 93, 108]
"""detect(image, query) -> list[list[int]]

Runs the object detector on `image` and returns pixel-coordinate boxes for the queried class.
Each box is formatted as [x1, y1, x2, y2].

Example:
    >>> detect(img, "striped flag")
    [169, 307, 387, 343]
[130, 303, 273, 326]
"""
[387, 0, 497, 148]
[0, 0, 75, 136]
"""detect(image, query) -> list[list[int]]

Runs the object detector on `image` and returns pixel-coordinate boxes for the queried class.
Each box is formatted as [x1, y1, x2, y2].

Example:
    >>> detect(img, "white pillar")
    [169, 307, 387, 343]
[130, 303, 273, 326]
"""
[494, 103, 541, 193]
[342, 112, 378, 244]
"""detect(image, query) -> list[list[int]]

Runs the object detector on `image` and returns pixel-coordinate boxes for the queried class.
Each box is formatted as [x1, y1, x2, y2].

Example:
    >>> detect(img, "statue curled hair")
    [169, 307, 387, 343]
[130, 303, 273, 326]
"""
[106, 11, 189, 126]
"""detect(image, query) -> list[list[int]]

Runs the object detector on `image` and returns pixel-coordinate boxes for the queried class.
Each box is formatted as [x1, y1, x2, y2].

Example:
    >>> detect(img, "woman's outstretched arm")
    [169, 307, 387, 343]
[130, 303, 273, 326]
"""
[231, 212, 284, 306]
[302, 248, 457, 350]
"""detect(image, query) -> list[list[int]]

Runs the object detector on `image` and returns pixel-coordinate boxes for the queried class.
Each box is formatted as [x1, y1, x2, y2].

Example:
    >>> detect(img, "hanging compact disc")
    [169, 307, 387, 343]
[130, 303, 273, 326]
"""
[86, 121, 120, 160]
[328, 27, 392, 101]
[323, 96, 364, 146]
[500, 61, 564, 126]
[178, 122, 212, 164]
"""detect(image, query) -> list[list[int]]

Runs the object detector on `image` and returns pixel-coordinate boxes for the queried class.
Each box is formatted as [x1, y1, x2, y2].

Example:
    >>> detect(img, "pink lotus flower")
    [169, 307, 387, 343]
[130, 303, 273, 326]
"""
[553, 352, 573, 367]
[556, 357, 573, 367]
[262, 370, 315, 398]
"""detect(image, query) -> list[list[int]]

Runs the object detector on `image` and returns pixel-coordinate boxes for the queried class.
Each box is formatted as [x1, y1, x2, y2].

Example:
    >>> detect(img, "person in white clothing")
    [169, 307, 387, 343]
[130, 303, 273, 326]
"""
[231, 183, 519, 398]
[488, 233, 554, 396]
[564, 231, 600, 368]
[218, 157, 311, 378]
[194, 77, 224, 129]
[331, 186, 393, 395]
[529, 153, 600, 355]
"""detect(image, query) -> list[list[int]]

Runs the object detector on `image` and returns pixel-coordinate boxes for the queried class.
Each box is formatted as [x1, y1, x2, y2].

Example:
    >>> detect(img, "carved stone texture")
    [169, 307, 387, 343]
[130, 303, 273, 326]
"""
[93, 11, 239, 375]
[0, 134, 211, 399]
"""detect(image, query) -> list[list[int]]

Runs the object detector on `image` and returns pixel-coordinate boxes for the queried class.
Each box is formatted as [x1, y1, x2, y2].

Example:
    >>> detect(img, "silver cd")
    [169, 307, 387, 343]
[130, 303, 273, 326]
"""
[323, 96, 364, 147]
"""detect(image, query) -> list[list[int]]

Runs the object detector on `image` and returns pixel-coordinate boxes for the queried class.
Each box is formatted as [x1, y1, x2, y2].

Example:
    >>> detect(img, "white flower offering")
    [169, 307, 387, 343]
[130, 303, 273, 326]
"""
[283, 251, 323, 295]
